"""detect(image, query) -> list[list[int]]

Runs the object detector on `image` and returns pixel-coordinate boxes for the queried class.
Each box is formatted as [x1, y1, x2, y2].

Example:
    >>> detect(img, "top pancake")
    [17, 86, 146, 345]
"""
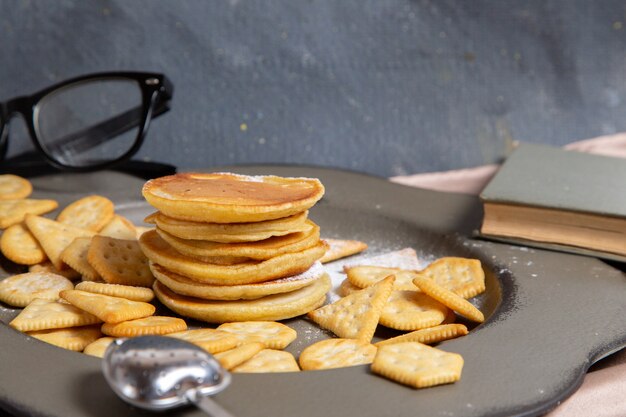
[143, 172, 325, 223]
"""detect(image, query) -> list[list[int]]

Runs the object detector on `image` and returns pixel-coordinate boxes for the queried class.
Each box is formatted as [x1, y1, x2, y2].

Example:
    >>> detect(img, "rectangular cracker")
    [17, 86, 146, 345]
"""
[214, 342, 265, 370]
[60, 289, 155, 324]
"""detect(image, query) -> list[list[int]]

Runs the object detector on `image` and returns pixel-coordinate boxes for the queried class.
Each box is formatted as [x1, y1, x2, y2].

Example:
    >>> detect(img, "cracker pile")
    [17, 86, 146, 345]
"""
[0, 173, 487, 391]
[301, 252, 486, 388]
[139, 172, 332, 323]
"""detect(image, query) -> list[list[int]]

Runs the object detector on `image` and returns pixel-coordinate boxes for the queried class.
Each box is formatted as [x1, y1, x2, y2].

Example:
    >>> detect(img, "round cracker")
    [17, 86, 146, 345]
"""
[0, 272, 74, 307]
[153, 274, 331, 323]
[56, 195, 115, 232]
[0, 174, 32, 200]
[1, 223, 47, 265]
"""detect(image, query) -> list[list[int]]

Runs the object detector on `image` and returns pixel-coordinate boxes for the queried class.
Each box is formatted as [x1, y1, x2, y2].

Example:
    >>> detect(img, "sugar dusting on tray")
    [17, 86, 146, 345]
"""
[324, 247, 433, 303]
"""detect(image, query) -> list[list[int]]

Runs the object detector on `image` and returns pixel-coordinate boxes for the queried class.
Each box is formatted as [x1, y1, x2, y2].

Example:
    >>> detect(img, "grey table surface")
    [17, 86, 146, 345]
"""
[2, 0, 626, 177]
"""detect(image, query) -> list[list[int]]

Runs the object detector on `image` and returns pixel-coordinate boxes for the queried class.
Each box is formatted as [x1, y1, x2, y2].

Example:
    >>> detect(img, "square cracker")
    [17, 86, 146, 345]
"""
[27, 324, 102, 351]
[371, 342, 464, 388]
[61, 237, 101, 281]
[99, 215, 138, 240]
[307, 275, 394, 343]
[87, 236, 154, 287]
[415, 257, 485, 299]
[9, 298, 101, 332]
[25, 214, 95, 270]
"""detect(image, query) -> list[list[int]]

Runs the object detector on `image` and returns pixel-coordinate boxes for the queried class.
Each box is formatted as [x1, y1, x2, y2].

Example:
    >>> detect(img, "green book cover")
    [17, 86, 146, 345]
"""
[479, 142, 626, 262]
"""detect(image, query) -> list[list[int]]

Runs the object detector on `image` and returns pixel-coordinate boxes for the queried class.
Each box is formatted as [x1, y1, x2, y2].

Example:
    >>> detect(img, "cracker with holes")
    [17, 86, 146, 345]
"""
[9, 298, 101, 332]
[27, 324, 102, 351]
[413, 276, 484, 323]
[415, 257, 486, 299]
[56, 195, 115, 232]
[83, 337, 116, 358]
[167, 329, 239, 354]
[61, 237, 101, 281]
[375, 324, 468, 347]
[99, 215, 138, 240]
[25, 214, 95, 270]
[217, 321, 297, 350]
[320, 238, 368, 263]
[87, 236, 154, 287]
[101, 316, 187, 337]
[347, 266, 419, 291]
[0, 199, 58, 229]
[0, 174, 32, 200]
[75, 281, 154, 302]
[307, 275, 394, 342]
[0, 272, 74, 307]
[60, 289, 155, 324]
[379, 291, 449, 331]
[371, 342, 464, 388]
[232, 349, 300, 373]
[1, 223, 47, 265]
[299, 338, 377, 371]
[214, 342, 265, 370]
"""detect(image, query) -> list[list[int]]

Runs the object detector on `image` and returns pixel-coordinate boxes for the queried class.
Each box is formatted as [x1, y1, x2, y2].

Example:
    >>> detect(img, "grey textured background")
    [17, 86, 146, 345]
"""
[2, 0, 626, 177]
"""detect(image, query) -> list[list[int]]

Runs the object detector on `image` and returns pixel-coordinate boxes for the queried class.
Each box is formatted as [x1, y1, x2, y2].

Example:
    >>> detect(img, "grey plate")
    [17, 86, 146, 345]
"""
[1, 166, 625, 417]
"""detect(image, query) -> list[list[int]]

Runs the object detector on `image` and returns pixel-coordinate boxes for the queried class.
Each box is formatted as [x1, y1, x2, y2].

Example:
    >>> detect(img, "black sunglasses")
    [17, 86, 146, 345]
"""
[0, 71, 173, 173]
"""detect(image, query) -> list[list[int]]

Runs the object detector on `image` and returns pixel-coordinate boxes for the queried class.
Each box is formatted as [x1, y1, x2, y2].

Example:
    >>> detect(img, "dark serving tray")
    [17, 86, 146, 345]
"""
[0, 166, 624, 417]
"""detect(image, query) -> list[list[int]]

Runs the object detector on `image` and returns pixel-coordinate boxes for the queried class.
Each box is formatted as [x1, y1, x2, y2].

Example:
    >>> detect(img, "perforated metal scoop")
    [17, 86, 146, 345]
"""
[102, 336, 234, 417]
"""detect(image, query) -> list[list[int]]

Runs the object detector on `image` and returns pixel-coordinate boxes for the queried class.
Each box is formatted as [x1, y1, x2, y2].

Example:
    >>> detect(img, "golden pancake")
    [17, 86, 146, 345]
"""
[142, 172, 324, 223]
[151, 261, 325, 300]
[153, 274, 331, 323]
[139, 230, 327, 285]
[146, 210, 311, 243]
[156, 220, 320, 261]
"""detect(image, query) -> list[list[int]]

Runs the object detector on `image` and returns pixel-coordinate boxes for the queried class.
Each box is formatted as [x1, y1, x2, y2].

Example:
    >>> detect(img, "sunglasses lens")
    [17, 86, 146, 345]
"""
[34, 78, 143, 168]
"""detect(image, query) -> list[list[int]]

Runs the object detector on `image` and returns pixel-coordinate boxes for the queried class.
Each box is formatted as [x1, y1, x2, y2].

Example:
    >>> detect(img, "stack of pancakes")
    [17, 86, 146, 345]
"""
[138, 172, 331, 323]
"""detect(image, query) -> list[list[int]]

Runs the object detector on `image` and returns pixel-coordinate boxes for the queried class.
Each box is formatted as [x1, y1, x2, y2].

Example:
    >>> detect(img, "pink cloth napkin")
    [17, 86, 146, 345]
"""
[390, 132, 626, 417]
